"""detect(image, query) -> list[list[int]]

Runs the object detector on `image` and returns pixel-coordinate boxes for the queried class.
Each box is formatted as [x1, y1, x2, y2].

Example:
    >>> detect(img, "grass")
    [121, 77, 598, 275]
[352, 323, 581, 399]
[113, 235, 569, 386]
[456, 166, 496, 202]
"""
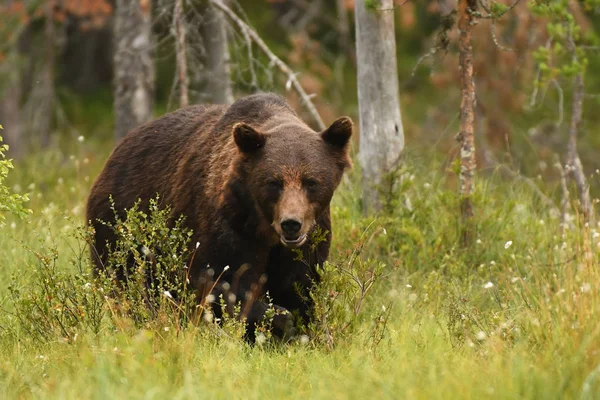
[1, 138, 600, 399]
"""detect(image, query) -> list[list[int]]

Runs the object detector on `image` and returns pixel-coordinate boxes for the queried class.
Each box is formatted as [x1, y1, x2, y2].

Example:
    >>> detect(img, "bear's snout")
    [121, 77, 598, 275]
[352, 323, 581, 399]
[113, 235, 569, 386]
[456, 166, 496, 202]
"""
[281, 219, 302, 238]
[274, 187, 314, 248]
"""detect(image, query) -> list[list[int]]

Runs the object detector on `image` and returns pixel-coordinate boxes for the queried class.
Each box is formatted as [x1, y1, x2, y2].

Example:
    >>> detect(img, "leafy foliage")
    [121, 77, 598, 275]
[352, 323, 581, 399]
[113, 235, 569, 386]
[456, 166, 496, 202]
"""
[0, 125, 31, 226]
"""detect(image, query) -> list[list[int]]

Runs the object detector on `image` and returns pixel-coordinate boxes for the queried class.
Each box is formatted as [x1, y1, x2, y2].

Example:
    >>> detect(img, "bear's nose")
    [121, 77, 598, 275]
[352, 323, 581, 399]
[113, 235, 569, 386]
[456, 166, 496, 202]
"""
[281, 219, 302, 238]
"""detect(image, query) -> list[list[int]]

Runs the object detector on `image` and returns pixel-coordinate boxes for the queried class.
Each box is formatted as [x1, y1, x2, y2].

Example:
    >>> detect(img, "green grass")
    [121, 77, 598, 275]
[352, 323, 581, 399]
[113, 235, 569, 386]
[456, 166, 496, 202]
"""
[1, 141, 600, 399]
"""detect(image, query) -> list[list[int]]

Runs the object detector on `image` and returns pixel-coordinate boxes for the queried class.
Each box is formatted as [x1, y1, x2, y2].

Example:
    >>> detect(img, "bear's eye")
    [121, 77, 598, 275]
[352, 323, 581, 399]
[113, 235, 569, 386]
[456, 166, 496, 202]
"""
[266, 178, 283, 193]
[303, 178, 320, 191]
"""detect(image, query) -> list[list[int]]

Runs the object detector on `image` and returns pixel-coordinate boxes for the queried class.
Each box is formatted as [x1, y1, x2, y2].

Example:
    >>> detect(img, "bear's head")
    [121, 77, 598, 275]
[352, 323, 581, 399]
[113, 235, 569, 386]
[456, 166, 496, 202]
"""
[226, 116, 353, 248]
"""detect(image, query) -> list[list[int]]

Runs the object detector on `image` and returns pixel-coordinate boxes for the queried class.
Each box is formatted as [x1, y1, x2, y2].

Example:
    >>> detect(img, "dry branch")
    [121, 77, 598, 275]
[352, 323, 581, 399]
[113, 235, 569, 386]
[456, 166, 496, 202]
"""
[209, 0, 326, 130]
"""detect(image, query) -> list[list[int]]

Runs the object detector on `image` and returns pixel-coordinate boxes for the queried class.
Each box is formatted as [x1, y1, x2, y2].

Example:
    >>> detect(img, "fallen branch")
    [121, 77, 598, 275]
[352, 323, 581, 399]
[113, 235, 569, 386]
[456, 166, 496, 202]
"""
[209, 0, 326, 130]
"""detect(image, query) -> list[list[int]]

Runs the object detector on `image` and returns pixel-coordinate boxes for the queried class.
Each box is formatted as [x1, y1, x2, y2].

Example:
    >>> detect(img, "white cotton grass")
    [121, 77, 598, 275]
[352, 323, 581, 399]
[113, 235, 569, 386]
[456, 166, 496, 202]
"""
[483, 282, 494, 289]
[163, 290, 173, 299]
[504, 240, 513, 250]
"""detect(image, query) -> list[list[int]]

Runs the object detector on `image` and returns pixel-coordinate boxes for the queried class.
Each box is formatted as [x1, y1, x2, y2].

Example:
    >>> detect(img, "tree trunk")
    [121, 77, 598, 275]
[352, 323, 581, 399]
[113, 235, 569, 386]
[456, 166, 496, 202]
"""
[113, 0, 155, 142]
[567, 73, 593, 225]
[0, 82, 23, 159]
[565, 17, 594, 225]
[336, 0, 355, 65]
[354, 0, 404, 214]
[174, 0, 189, 108]
[456, 0, 477, 244]
[38, 0, 56, 149]
[203, 2, 234, 104]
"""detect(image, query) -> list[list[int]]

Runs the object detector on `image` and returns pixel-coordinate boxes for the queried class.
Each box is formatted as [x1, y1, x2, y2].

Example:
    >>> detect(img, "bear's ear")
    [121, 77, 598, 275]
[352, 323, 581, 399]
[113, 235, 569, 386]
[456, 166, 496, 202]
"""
[321, 116, 353, 149]
[233, 122, 266, 153]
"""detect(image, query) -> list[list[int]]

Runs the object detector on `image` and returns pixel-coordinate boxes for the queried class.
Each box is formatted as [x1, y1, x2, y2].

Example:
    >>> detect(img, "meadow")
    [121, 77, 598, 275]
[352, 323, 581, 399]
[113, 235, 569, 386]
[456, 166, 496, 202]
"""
[1, 131, 599, 399]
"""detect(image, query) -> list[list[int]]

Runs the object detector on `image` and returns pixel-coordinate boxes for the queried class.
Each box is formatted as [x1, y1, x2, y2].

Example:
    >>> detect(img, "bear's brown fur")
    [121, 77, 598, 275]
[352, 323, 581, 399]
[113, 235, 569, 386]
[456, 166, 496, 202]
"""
[86, 93, 353, 340]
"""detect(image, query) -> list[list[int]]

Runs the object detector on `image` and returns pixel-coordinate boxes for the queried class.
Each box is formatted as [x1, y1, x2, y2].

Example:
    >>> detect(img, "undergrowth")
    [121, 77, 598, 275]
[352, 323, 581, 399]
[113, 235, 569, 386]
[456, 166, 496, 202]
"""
[1, 146, 599, 399]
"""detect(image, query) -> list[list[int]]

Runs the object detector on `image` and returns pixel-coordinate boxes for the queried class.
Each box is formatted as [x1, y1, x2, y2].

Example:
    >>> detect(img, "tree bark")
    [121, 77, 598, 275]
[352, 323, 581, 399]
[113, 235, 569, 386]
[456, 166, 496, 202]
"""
[0, 82, 23, 159]
[38, 0, 56, 149]
[354, 0, 405, 214]
[457, 0, 477, 244]
[113, 0, 155, 142]
[567, 73, 593, 225]
[174, 0, 189, 108]
[203, 2, 233, 104]
[565, 18, 594, 225]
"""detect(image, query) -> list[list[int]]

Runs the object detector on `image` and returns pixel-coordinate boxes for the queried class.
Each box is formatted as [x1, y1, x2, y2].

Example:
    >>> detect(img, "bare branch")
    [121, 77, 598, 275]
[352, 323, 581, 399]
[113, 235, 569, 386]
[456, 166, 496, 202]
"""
[489, 19, 513, 52]
[529, 39, 552, 108]
[475, 0, 522, 19]
[209, 0, 326, 130]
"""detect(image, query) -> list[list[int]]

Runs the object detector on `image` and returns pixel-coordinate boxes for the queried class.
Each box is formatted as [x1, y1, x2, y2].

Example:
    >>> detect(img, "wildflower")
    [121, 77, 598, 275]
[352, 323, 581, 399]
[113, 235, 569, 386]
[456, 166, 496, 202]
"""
[476, 239, 482, 244]
[476, 331, 486, 341]
[163, 290, 173, 299]
[581, 283, 591, 293]
[10, 222, 16, 229]
[406, 284, 412, 289]
[381, 305, 386, 312]
[141, 246, 150, 256]
[423, 182, 431, 189]
[228, 293, 236, 304]
[223, 265, 230, 272]
[196, 242, 200, 249]
[83, 282, 92, 289]
[205, 294, 215, 303]
[299, 335, 310, 345]
[57, 177, 64, 185]
[382, 227, 387, 235]
[504, 240, 513, 249]
[203, 311, 213, 323]
[78, 135, 85, 143]
[256, 332, 267, 345]
[490, 261, 496, 266]
[483, 281, 494, 289]
[592, 231, 599, 239]
[164, 327, 169, 332]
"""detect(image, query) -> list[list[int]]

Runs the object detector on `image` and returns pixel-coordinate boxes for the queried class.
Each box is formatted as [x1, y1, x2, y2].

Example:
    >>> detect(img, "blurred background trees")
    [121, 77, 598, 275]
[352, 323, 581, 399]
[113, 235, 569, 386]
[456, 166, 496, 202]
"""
[0, 0, 598, 218]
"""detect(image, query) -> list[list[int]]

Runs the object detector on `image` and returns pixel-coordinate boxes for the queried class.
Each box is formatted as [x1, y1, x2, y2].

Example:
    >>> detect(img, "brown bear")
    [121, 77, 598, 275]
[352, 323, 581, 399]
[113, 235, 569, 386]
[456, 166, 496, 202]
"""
[86, 93, 353, 341]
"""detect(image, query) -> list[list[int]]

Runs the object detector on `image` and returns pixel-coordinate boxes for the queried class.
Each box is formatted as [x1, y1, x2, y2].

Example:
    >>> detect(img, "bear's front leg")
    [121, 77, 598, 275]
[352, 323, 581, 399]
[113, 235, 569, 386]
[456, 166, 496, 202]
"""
[205, 275, 296, 343]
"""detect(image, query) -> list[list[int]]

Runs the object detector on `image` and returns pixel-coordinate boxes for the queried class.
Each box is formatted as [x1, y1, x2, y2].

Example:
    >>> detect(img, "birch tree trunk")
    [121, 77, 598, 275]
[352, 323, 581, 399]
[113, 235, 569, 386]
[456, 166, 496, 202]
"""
[203, 2, 234, 104]
[566, 58, 593, 225]
[173, 0, 189, 108]
[114, 0, 155, 142]
[457, 0, 476, 243]
[354, 0, 404, 214]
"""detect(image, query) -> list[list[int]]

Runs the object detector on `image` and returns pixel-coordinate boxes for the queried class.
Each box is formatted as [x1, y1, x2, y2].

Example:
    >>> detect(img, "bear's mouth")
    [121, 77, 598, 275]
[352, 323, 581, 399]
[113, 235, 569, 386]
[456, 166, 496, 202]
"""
[280, 234, 307, 248]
